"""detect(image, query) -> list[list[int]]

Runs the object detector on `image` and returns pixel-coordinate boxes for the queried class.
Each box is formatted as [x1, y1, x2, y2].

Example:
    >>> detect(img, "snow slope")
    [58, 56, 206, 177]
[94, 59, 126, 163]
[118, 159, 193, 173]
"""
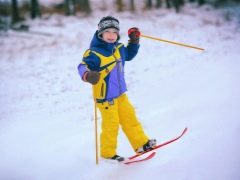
[0, 3, 240, 180]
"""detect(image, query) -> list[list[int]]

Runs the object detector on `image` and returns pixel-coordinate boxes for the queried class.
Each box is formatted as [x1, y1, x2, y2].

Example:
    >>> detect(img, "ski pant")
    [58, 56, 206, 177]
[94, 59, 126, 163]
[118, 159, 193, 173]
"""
[96, 93, 149, 158]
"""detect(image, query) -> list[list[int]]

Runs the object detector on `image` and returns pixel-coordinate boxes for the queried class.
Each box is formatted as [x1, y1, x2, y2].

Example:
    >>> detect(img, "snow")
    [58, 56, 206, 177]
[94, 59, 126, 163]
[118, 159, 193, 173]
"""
[1, 3, 240, 180]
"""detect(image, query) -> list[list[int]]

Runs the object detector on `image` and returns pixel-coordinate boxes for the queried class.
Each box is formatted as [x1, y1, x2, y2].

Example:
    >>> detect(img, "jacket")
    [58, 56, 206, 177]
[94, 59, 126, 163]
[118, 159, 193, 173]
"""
[78, 31, 140, 101]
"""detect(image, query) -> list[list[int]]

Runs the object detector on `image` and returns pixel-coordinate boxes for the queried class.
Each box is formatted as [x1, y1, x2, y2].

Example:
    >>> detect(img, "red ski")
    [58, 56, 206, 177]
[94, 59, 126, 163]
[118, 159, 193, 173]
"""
[124, 152, 156, 165]
[124, 127, 188, 165]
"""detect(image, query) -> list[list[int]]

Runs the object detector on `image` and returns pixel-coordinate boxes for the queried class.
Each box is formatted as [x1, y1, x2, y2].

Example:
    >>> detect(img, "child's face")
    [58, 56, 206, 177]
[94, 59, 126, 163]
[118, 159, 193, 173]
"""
[102, 28, 118, 43]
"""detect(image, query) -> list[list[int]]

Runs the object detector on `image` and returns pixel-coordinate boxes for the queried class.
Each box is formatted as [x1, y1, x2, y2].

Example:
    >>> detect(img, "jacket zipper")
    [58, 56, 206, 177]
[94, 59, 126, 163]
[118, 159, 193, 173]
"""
[112, 46, 122, 95]
[101, 83, 104, 97]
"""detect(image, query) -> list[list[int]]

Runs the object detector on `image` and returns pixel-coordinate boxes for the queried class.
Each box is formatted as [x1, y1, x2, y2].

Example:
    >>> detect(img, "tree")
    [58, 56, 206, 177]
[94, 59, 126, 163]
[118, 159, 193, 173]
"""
[100, 0, 107, 11]
[0, 1, 11, 31]
[145, 0, 153, 9]
[129, 0, 135, 12]
[156, 0, 162, 8]
[189, 0, 206, 6]
[173, 0, 185, 12]
[31, 0, 41, 19]
[166, 0, 185, 13]
[116, 0, 124, 12]
[166, 0, 171, 8]
[78, 0, 91, 14]
[65, 0, 76, 15]
[11, 0, 20, 23]
[198, 0, 205, 5]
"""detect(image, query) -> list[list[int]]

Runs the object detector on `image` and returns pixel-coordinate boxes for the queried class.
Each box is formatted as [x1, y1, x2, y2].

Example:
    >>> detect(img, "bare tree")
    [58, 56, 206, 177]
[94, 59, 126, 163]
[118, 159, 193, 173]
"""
[130, 0, 135, 12]
[116, 0, 124, 12]
[100, 0, 107, 11]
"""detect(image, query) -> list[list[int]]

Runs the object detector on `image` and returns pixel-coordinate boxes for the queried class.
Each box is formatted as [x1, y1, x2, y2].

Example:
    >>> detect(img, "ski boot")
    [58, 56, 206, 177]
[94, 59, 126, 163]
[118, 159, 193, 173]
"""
[108, 155, 125, 162]
[136, 139, 157, 154]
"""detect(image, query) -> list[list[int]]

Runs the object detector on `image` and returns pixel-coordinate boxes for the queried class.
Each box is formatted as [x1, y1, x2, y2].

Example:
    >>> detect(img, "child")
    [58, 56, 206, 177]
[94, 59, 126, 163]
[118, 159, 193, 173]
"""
[78, 16, 156, 162]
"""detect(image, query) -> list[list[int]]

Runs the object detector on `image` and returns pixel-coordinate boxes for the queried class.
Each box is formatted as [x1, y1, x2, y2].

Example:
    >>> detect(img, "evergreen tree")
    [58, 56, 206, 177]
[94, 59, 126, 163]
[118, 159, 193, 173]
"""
[65, 0, 76, 15]
[145, 0, 153, 9]
[0, 1, 11, 31]
[156, 0, 162, 8]
[78, 0, 91, 14]
[11, 0, 20, 23]
[166, 0, 185, 13]
[31, 0, 41, 19]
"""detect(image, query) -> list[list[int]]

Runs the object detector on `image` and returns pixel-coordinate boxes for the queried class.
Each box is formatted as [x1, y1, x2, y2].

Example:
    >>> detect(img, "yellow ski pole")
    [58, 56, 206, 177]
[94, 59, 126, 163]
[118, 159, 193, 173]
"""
[94, 101, 98, 164]
[91, 85, 99, 165]
[93, 99, 99, 165]
[141, 34, 205, 51]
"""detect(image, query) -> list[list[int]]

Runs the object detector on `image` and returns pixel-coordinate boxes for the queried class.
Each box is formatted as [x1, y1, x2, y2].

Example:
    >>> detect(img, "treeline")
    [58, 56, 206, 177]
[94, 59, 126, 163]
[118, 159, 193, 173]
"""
[0, 0, 239, 30]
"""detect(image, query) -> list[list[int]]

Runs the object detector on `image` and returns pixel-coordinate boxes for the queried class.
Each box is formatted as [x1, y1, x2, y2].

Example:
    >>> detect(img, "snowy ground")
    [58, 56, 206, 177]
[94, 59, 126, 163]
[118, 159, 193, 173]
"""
[1, 3, 240, 180]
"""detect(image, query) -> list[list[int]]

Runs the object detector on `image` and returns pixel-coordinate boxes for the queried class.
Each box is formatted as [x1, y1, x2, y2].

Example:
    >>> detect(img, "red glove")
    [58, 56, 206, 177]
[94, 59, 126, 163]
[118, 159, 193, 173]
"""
[128, 27, 141, 44]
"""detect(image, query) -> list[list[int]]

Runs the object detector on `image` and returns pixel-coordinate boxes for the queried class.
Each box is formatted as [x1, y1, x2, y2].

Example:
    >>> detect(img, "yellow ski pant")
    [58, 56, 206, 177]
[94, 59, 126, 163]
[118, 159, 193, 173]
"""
[96, 94, 149, 158]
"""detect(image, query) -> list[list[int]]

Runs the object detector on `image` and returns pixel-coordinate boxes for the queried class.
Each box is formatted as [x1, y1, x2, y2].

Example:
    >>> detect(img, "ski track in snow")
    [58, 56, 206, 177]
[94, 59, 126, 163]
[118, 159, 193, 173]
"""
[1, 3, 240, 180]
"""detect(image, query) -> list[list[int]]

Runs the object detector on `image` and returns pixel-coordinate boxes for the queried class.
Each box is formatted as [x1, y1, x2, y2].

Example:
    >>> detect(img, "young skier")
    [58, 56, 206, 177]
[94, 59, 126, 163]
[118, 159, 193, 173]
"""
[78, 16, 156, 162]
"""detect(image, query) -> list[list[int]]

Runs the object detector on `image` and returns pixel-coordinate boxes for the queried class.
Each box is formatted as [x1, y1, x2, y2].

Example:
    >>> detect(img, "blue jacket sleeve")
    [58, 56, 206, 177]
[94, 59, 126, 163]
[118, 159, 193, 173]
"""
[78, 50, 101, 80]
[125, 42, 140, 61]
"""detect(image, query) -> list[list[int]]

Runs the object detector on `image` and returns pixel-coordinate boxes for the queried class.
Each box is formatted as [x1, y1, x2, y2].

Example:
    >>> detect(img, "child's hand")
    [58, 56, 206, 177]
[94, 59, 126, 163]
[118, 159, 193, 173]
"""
[84, 71, 100, 85]
[128, 27, 141, 44]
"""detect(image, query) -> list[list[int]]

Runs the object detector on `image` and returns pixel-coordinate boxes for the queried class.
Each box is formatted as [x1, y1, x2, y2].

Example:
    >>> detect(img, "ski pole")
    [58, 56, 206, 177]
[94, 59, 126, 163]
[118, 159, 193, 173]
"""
[93, 99, 99, 165]
[140, 34, 205, 51]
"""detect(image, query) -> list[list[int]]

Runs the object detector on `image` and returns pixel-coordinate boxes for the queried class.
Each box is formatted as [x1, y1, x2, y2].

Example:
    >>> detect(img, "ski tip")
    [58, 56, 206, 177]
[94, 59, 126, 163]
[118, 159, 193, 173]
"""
[184, 127, 188, 133]
[181, 127, 188, 136]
